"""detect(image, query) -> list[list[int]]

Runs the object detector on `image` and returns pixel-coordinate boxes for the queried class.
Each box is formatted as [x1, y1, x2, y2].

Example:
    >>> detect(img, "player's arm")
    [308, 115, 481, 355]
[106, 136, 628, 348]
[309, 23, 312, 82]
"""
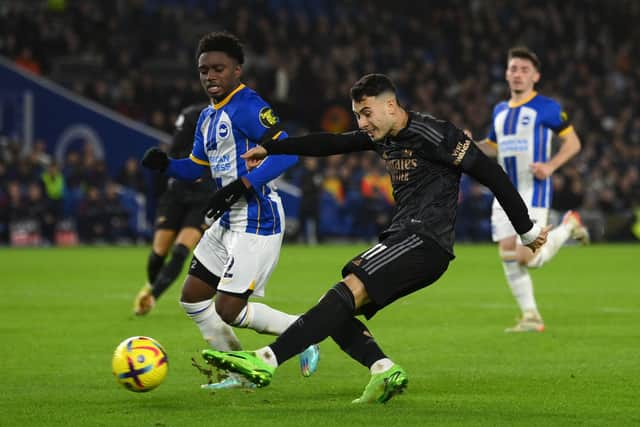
[475, 138, 498, 157]
[140, 149, 207, 181]
[241, 131, 375, 162]
[445, 126, 548, 250]
[530, 103, 581, 179]
[204, 134, 298, 223]
[530, 126, 581, 179]
[141, 110, 209, 181]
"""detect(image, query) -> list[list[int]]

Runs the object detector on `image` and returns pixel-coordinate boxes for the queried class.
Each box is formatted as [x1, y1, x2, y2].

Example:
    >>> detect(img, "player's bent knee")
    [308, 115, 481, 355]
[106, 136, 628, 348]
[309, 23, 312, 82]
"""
[180, 275, 215, 303]
[342, 274, 370, 308]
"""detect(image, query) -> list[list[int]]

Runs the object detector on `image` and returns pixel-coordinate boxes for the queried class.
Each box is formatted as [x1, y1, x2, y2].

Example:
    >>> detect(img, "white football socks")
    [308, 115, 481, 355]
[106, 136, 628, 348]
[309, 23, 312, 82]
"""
[527, 223, 572, 268]
[256, 346, 279, 368]
[232, 302, 298, 335]
[181, 300, 242, 351]
[370, 358, 394, 374]
[502, 257, 538, 315]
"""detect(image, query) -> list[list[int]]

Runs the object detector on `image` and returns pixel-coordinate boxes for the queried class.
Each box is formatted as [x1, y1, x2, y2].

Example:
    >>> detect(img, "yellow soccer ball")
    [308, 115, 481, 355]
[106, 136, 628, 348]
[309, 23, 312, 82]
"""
[112, 336, 168, 392]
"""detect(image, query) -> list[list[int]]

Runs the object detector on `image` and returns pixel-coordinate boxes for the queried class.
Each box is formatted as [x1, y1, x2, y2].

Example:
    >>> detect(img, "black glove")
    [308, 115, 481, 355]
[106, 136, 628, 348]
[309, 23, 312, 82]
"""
[141, 147, 169, 172]
[204, 179, 249, 225]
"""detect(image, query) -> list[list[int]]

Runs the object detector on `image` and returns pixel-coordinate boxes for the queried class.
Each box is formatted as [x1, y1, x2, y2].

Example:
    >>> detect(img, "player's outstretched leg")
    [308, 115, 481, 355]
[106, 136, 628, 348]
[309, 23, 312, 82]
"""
[202, 350, 275, 387]
[352, 364, 408, 404]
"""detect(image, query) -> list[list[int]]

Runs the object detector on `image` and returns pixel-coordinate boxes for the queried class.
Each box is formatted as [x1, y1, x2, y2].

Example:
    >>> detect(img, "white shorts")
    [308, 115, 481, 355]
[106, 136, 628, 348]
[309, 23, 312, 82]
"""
[193, 222, 283, 297]
[491, 198, 548, 243]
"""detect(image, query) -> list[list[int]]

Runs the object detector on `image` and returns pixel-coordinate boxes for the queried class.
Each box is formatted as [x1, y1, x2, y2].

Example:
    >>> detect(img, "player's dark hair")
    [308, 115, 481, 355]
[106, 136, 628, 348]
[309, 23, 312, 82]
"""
[196, 31, 244, 64]
[350, 74, 397, 102]
[508, 46, 541, 71]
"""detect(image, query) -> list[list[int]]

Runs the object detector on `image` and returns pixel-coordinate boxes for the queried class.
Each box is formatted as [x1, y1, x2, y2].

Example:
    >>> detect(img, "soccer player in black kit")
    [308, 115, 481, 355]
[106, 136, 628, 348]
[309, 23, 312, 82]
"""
[200, 74, 549, 403]
[133, 103, 210, 315]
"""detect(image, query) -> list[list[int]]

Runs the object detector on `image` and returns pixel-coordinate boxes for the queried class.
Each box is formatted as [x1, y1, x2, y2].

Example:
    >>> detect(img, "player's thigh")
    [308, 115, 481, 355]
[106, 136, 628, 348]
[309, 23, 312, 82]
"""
[342, 232, 450, 318]
[216, 230, 283, 298]
[192, 223, 228, 277]
[181, 272, 216, 303]
[179, 203, 208, 236]
[175, 226, 204, 250]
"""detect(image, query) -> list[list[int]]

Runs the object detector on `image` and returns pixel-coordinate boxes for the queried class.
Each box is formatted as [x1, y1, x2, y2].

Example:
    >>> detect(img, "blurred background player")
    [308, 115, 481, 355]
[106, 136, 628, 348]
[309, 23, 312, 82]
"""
[141, 31, 318, 389]
[133, 102, 209, 316]
[479, 47, 590, 332]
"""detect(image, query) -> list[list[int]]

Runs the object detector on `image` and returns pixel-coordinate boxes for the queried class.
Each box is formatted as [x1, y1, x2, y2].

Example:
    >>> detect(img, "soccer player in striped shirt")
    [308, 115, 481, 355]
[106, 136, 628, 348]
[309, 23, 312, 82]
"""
[479, 47, 589, 332]
[141, 32, 318, 389]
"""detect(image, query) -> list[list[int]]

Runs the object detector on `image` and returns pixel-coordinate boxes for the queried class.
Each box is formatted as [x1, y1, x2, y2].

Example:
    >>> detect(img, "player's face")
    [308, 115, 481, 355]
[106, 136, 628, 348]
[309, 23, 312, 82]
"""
[352, 95, 394, 141]
[506, 57, 540, 94]
[198, 51, 241, 102]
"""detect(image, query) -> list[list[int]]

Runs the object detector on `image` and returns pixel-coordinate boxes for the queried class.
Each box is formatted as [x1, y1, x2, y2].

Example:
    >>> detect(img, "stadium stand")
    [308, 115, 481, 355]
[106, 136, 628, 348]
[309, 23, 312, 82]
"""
[0, 0, 638, 245]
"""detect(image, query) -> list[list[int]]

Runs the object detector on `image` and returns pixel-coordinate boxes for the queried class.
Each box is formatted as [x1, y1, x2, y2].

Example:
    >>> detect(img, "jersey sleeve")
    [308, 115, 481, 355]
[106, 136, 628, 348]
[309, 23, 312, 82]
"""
[540, 99, 572, 136]
[235, 95, 283, 143]
[414, 118, 482, 169]
[189, 109, 210, 166]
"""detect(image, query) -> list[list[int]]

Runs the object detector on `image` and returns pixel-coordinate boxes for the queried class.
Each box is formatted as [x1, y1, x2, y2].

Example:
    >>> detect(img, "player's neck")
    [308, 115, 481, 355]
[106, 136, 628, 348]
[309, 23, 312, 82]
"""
[509, 89, 536, 106]
[390, 108, 409, 136]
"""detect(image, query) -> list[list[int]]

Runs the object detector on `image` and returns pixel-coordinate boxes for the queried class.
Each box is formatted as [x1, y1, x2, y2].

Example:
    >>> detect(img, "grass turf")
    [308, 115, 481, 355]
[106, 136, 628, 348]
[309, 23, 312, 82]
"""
[1, 243, 638, 426]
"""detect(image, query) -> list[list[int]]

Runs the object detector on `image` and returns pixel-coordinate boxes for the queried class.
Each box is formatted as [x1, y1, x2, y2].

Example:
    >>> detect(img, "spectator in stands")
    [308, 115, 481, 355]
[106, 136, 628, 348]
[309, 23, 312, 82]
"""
[103, 181, 132, 243]
[77, 185, 107, 243]
[116, 157, 146, 194]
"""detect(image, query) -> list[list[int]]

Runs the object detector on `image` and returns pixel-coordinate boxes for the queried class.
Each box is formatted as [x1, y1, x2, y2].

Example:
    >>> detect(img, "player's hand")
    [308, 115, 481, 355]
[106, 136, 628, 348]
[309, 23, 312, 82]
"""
[141, 147, 169, 172]
[245, 157, 264, 171]
[204, 178, 249, 226]
[241, 146, 268, 164]
[530, 162, 554, 180]
[524, 224, 551, 252]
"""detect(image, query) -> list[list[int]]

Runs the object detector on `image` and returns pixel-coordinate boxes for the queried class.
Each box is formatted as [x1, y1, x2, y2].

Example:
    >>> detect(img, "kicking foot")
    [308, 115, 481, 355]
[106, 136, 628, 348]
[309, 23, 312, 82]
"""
[352, 364, 408, 404]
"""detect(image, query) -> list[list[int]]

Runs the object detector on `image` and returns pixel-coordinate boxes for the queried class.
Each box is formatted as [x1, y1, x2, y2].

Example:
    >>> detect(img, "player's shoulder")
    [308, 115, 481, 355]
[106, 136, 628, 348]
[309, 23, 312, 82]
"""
[410, 111, 447, 130]
[231, 86, 279, 128]
[232, 85, 268, 109]
[492, 101, 509, 115]
[524, 93, 561, 112]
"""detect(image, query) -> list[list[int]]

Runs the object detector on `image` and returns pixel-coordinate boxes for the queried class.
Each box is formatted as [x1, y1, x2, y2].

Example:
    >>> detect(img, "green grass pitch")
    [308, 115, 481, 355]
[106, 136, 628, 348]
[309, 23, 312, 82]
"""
[1, 243, 638, 426]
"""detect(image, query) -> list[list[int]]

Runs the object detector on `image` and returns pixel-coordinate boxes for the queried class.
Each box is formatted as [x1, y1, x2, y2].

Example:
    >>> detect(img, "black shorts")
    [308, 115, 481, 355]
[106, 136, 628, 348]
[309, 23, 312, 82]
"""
[342, 232, 450, 319]
[155, 188, 208, 232]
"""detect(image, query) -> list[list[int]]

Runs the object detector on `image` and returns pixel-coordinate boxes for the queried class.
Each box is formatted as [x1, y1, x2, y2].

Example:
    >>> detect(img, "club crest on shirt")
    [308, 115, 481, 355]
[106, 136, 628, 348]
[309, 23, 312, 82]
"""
[217, 121, 231, 140]
[259, 107, 278, 128]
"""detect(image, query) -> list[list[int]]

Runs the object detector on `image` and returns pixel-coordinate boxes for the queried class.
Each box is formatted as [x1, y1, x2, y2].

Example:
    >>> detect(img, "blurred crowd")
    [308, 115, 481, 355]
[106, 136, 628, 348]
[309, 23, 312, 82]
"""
[1, 0, 639, 244]
[0, 137, 148, 245]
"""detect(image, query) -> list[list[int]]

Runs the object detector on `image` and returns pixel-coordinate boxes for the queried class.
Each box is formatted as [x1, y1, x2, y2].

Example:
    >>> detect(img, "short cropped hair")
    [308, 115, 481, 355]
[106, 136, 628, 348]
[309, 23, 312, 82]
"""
[507, 46, 541, 71]
[350, 74, 397, 102]
[196, 31, 244, 64]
